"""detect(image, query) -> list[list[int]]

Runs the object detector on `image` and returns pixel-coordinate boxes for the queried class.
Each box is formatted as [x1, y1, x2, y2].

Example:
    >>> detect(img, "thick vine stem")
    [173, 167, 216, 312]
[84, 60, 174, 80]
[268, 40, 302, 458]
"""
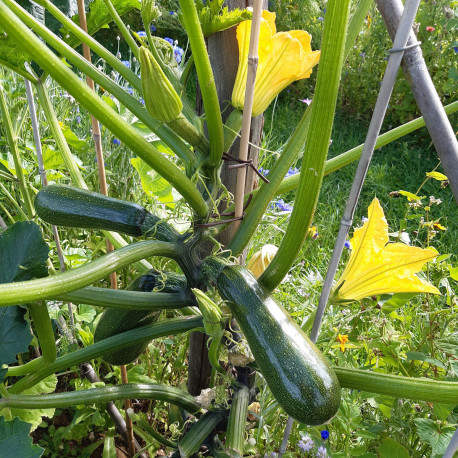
[0, 384, 201, 414]
[0, 241, 178, 307]
[226, 387, 250, 456]
[178, 0, 224, 167]
[8, 316, 204, 393]
[28, 303, 56, 365]
[56, 287, 193, 310]
[334, 367, 458, 404]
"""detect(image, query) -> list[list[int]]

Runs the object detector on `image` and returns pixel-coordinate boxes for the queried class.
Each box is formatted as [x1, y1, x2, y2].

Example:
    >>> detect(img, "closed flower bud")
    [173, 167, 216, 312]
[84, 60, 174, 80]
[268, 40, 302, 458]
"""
[247, 244, 278, 278]
[140, 46, 182, 123]
[141, 0, 161, 27]
[192, 288, 223, 337]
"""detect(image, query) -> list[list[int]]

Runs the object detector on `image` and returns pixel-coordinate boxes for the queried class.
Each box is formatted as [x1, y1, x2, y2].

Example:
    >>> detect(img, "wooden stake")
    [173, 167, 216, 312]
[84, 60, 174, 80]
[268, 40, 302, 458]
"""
[234, 0, 264, 230]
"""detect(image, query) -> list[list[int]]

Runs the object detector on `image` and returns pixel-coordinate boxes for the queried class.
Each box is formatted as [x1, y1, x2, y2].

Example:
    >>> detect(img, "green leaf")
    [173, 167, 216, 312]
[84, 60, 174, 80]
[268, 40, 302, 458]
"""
[397, 190, 423, 202]
[449, 266, 458, 281]
[73, 304, 96, 323]
[379, 438, 410, 458]
[9, 375, 58, 431]
[0, 307, 32, 383]
[0, 417, 44, 457]
[58, 123, 88, 155]
[0, 222, 49, 383]
[414, 418, 455, 456]
[426, 171, 448, 181]
[195, 0, 252, 37]
[435, 335, 458, 358]
[0, 221, 49, 283]
[62, 0, 142, 47]
[381, 293, 416, 314]
[130, 156, 174, 208]
[432, 403, 455, 421]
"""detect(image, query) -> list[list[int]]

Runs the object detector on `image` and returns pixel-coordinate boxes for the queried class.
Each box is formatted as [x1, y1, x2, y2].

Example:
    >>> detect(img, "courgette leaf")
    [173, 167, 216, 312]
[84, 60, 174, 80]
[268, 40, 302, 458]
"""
[0, 417, 44, 457]
[0, 222, 49, 384]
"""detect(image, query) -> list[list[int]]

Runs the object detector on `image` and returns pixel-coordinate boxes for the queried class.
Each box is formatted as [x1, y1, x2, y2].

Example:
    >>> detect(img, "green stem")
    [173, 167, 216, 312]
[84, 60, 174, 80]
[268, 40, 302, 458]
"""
[56, 286, 193, 310]
[28, 303, 56, 365]
[1, 384, 201, 413]
[129, 412, 178, 448]
[5, 358, 43, 377]
[177, 411, 226, 457]
[0, 3, 208, 216]
[0, 240, 177, 307]
[8, 316, 203, 393]
[0, 82, 34, 218]
[35, 79, 88, 189]
[101, 0, 139, 61]
[226, 387, 249, 456]
[178, 0, 224, 167]
[223, 109, 244, 152]
[259, 0, 352, 291]
[334, 367, 458, 404]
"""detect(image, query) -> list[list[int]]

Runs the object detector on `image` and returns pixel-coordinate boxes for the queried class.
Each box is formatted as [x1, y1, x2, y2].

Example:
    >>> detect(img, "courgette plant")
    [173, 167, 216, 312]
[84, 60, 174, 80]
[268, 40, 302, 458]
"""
[0, 0, 457, 456]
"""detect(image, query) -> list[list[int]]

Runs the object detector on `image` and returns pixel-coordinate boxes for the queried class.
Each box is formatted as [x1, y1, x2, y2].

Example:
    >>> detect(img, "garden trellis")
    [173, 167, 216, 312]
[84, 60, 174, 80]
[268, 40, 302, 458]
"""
[0, 0, 457, 456]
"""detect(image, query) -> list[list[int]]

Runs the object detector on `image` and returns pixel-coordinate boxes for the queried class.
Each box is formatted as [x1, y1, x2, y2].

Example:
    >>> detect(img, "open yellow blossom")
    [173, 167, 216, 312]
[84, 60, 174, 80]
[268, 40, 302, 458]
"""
[232, 10, 321, 116]
[330, 198, 440, 303]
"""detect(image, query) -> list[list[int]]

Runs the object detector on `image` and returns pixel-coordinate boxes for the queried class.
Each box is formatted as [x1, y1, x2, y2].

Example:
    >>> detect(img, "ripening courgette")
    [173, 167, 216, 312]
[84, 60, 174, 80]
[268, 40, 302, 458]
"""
[202, 257, 341, 425]
[94, 269, 188, 365]
[35, 185, 179, 241]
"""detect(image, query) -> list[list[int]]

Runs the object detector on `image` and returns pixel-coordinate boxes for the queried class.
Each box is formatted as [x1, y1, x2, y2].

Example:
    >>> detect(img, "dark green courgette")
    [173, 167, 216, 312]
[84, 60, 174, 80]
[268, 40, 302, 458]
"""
[202, 257, 341, 426]
[35, 185, 179, 241]
[94, 269, 188, 365]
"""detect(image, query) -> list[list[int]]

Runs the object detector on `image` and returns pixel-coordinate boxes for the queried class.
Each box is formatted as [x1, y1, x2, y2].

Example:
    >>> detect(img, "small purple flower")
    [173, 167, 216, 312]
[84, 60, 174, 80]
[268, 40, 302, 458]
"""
[113, 138, 121, 146]
[318, 16, 324, 22]
[453, 46, 458, 53]
[169, 11, 175, 15]
[76, 116, 81, 124]
[298, 435, 314, 452]
[344, 241, 351, 249]
[320, 430, 330, 440]
[121, 60, 131, 68]
[126, 87, 134, 95]
[275, 199, 293, 212]
[137, 31, 146, 37]
[258, 167, 269, 177]
[150, 24, 157, 32]
[300, 98, 312, 105]
[164, 37, 174, 45]
[139, 97, 145, 105]
[360, 52, 366, 58]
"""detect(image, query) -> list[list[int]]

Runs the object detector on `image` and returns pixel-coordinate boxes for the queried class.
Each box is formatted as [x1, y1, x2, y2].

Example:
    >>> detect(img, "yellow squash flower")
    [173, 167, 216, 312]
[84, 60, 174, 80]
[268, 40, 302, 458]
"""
[232, 10, 320, 116]
[247, 244, 278, 278]
[330, 198, 440, 303]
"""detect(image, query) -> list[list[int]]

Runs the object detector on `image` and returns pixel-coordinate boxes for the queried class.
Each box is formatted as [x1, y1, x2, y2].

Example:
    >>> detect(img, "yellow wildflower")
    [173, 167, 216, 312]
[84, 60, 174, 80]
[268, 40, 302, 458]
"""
[336, 333, 349, 352]
[330, 198, 440, 303]
[232, 10, 320, 116]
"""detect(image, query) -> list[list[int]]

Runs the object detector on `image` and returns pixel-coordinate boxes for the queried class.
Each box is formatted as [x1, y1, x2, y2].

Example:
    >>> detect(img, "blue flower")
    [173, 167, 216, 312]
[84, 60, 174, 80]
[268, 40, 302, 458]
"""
[316, 445, 327, 458]
[113, 138, 121, 145]
[164, 37, 174, 45]
[285, 167, 299, 177]
[126, 87, 134, 95]
[121, 60, 131, 68]
[139, 97, 145, 105]
[137, 31, 146, 37]
[274, 199, 293, 212]
[360, 52, 366, 58]
[320, 430, 330, 440]
[169, 11, 175, 15]
[76, 116, 81, 124]
[344, 241, 351, 249]
[258, 167, 269, 177]
[318, 16, 324, 22]
[454, 46, 458, 53]
[150, 24, 157, 32]
[174, 45, 184, 63]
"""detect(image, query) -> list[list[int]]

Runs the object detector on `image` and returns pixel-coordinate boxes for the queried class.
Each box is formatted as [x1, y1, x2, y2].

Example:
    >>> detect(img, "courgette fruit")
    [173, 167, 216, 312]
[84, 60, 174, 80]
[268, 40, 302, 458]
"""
[94, 269, 188, 365]
[35, 185, 179, 241]
[202, 257, 341, 425]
